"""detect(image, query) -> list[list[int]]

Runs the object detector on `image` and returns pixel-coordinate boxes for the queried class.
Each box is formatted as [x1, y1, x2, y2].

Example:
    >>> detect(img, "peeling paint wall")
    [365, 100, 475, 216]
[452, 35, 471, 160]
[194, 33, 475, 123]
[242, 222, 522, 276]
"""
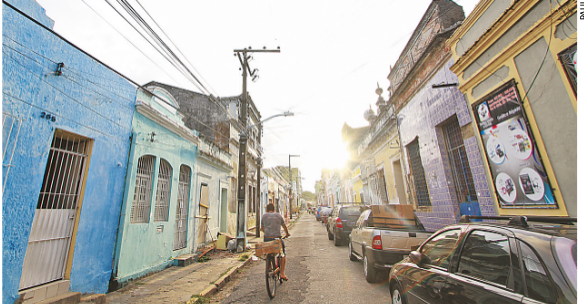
[2, 0, 136, 302]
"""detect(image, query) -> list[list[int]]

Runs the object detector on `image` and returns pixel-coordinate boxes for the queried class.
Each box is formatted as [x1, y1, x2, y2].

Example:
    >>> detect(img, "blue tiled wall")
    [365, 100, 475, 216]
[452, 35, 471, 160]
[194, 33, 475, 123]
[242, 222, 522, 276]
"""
[398, 59, 493, 231]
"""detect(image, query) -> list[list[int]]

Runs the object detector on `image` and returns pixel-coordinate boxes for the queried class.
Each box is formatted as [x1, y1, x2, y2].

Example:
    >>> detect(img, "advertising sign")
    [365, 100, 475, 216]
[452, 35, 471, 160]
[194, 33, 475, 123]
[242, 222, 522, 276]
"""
[473, 81, 557, 208]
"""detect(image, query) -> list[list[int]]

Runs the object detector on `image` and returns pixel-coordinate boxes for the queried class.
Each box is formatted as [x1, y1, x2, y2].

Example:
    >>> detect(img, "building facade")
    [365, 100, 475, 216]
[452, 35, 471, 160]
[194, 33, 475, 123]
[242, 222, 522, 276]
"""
[447, 0, 576, 217]
[3, 0, 136, 302]
[111, 87, 199, 288]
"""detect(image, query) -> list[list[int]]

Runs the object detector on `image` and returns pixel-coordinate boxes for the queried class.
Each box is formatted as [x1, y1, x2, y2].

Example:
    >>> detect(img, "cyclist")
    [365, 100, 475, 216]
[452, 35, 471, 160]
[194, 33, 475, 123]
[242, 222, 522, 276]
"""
[261, 203, 290, 281]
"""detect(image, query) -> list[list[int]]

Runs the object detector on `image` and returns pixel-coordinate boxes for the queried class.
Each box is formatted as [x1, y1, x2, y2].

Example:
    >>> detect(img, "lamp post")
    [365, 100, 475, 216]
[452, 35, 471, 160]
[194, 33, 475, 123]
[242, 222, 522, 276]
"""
[288, 154, 300, 220]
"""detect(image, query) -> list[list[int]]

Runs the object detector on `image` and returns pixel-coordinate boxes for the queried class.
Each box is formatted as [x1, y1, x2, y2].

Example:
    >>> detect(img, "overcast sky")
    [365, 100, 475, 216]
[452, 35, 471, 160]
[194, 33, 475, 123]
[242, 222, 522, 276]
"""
[35, 0, 481, 192]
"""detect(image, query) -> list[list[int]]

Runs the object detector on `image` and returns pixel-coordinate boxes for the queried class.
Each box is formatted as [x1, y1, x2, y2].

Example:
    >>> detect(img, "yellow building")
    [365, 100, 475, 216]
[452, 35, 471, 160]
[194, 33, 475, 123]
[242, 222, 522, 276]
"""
[448, 0, 576, 217]
[351, 165, 364, 204]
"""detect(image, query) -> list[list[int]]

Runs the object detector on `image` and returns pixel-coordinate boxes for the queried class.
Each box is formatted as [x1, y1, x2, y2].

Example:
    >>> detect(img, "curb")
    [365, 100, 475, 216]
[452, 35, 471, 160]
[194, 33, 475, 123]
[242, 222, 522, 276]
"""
[199, 254, 254, 298]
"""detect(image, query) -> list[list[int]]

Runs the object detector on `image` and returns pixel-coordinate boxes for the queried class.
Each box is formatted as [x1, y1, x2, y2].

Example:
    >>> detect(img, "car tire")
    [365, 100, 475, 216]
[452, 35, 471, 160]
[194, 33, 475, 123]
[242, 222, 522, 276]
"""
[328, 228, 333, 240]
[349, 242, 358, 261]
[333, 232, 341, 246]
[364, 255, 379, 283]
[391, 284, 407, 304]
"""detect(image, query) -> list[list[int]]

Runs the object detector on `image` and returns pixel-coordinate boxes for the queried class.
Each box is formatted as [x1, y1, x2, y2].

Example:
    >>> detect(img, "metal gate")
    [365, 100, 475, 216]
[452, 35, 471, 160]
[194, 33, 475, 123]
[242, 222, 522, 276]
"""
[19, 130, 90, 290]
[174, 165, 190, 250]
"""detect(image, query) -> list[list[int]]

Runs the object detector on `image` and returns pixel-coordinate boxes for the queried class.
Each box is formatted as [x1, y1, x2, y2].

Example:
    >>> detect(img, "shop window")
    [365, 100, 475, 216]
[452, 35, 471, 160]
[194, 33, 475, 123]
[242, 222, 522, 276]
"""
[407, 139, 431, 207]
[442, 117, 477, 203]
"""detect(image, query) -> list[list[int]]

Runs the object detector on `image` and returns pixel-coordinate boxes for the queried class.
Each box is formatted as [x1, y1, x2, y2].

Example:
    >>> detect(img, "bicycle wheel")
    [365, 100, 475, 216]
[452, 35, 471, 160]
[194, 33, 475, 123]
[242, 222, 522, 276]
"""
[266, 256, 278, 298]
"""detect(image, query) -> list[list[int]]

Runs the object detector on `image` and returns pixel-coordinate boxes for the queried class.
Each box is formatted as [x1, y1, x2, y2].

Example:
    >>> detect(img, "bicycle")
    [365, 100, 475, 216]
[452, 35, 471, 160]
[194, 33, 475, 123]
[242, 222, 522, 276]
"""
[263, 236, 288, 299]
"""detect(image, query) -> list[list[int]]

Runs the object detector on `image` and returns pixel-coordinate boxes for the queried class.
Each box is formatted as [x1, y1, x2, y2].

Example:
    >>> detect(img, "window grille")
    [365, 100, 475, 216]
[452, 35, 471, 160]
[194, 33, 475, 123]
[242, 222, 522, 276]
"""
[154, 159, 172, 222]
[37, 131, 90, 210]
[174, 165, 190, 250]
[407, 139, 431, 206]
[443, 118, 477, 203]
[131, 155, 155, 223]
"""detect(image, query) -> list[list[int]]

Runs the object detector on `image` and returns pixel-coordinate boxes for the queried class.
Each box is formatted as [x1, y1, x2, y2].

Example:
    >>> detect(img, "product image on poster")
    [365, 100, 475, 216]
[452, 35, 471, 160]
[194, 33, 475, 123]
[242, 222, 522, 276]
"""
[473, 81, 557, 208]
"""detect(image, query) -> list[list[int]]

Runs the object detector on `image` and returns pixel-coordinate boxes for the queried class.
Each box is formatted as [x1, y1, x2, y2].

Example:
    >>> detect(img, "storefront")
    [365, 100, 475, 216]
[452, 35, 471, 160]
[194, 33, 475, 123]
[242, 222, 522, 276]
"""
[448, 0, 576, 217]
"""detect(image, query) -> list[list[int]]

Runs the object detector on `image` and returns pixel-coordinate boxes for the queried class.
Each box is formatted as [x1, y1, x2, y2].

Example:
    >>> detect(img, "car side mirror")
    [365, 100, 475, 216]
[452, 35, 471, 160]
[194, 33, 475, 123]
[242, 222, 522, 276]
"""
[409, 251, 430, 266]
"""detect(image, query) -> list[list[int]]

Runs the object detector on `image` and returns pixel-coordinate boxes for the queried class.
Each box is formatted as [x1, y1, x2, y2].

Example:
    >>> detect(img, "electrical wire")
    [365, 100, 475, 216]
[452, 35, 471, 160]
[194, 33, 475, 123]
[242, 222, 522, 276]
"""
[3, 50, 130, 130]
[2, 41, 135, 110]
[108, 0, 211, 95]
[135, 0, 218, 97]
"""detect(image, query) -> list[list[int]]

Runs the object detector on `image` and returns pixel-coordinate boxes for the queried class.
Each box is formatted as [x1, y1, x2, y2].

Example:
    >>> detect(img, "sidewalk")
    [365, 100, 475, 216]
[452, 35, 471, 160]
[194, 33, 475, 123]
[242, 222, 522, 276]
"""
[105, 214, 301, 304]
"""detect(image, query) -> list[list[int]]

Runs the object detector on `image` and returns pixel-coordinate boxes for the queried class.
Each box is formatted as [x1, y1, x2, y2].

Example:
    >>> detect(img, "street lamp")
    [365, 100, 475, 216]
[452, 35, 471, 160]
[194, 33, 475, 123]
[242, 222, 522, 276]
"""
[288, 154, 300, 220]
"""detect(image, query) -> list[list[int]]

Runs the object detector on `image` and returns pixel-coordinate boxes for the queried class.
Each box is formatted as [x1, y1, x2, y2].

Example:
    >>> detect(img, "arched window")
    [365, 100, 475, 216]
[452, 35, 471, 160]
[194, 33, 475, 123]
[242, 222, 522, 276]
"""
[154, 159, 172, 222]
[131, 155, 155, 223]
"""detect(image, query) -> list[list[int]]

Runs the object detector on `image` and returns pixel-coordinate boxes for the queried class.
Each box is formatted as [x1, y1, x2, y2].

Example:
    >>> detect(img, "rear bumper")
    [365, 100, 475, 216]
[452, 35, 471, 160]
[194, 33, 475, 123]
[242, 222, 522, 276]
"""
[366, 248, 411, 269]
[334, 228, 353, 240]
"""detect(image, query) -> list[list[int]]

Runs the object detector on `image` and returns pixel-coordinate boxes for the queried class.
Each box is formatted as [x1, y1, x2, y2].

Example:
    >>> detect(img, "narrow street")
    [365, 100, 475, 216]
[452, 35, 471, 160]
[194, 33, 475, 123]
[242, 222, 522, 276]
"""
[212, 213, 392, 304]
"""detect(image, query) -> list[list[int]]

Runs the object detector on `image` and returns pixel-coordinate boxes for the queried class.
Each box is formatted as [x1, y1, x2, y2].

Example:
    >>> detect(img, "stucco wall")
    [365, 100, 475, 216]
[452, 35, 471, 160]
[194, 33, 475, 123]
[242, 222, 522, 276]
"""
[2, 1, 136, 301]
[113, 109, 197, 284]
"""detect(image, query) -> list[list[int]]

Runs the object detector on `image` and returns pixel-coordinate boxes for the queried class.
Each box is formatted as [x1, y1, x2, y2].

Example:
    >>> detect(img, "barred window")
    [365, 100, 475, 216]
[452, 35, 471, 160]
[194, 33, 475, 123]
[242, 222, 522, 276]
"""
[131, 155, 155, 223]
[443, 117, 477, 203]
[407, 139, 431, 207]
[154, 159, 172, 222]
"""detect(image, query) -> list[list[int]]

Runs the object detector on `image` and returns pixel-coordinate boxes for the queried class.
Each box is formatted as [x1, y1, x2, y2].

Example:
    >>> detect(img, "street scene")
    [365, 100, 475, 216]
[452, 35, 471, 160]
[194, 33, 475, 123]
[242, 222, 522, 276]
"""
[2, 0, 577, 303]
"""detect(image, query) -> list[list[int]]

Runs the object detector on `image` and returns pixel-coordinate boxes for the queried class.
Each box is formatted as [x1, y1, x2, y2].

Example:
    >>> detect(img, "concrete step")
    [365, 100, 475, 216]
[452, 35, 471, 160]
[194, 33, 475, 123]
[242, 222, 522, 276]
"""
[80, 294, 106, 304]
[34, 292, 80, 304]
[173, 253, 198, 267]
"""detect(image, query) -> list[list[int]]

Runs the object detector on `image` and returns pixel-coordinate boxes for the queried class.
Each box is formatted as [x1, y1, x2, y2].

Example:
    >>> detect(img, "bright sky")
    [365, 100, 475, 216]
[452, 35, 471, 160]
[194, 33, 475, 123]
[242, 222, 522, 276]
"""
[35, 0, 481, 192]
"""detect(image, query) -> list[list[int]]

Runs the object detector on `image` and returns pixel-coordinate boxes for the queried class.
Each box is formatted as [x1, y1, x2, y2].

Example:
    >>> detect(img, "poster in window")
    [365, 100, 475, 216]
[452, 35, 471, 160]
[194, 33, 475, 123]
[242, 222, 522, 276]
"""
[473, 81, 557, 208]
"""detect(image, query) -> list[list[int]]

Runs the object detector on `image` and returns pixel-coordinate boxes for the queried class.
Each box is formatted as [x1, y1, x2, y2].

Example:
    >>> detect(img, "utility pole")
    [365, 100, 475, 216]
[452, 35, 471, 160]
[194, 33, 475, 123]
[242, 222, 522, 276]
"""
[234, 47, 280, 251]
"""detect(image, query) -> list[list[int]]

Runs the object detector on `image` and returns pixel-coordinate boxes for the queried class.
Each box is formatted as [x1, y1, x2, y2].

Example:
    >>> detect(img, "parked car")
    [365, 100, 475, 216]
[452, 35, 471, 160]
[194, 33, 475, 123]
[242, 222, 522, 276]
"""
[349, 204, 433, 283]
[326, 205, 363, 246]
[320, 207, 333, 224]
[389, 215, 577, 304]
[315, 206, 327, 221]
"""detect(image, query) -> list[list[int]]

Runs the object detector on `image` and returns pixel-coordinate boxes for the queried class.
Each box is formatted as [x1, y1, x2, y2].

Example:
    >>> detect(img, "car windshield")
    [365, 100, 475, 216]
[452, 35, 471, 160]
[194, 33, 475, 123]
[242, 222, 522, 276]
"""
[552, 237, 577, 292]
[340, 207, 362, 217]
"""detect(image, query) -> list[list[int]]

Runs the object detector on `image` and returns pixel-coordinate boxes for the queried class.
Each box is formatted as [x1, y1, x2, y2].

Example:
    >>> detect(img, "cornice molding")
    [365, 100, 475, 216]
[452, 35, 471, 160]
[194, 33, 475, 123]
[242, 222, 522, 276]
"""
[136, 100, 200, 145]
[457, 0, 576, 94]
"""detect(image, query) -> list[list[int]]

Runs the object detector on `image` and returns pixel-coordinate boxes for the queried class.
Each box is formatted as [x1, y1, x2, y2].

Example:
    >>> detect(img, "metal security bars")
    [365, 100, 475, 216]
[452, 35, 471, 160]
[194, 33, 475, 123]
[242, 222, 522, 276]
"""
[154, 159, 172, 222]
[3, 112, 22, 192]
[443, 118, 477, 203]
[407, 139, 431, 207]
[20, 130, 90, 290]
[130, 155, 155, 223]
[174, 165, 190, 250]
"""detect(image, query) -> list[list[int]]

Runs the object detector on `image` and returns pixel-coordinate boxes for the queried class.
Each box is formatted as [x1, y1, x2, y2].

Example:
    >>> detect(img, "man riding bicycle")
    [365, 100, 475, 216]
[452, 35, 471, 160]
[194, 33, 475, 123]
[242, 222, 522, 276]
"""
[260, 203, 290, 281]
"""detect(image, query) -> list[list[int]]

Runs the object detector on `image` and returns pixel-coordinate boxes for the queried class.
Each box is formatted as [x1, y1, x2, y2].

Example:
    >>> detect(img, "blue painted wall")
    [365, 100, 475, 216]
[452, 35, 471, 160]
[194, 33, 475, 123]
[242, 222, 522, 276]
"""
[2, 0, 136, 302]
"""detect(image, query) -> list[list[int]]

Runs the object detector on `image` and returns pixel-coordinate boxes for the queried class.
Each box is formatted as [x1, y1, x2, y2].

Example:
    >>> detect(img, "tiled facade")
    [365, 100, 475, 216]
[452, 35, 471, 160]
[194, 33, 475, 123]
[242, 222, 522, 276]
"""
[398, 59, 494, 232]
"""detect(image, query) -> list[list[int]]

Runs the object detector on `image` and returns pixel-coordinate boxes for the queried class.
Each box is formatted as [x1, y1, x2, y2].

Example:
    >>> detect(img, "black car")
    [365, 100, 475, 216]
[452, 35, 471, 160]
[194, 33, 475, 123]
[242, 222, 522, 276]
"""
[389, 215, 577, 304]
[326, 205, 362, 246]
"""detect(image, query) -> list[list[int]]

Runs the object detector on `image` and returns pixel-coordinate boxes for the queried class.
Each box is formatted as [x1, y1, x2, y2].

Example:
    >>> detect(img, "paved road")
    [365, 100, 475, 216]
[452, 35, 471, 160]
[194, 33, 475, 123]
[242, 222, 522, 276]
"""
[213, 213, 392, 304]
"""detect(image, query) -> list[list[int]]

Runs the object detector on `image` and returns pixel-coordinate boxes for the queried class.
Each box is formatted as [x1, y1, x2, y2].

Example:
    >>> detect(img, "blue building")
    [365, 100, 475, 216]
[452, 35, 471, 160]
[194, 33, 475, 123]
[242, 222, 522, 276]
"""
[2, 0, 137, 302]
